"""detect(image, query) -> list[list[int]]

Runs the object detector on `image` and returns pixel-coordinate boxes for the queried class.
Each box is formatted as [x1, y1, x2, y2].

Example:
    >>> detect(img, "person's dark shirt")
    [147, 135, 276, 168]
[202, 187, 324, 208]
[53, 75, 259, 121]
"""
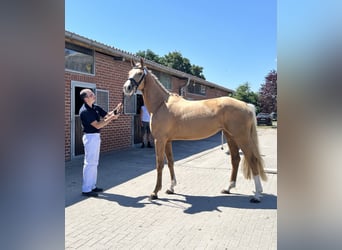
[79, 103, 107, 133]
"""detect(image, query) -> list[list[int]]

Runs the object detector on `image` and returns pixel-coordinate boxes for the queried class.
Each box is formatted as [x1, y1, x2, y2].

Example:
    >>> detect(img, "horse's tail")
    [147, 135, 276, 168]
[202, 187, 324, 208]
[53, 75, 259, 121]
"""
[242, 112, 267, 182]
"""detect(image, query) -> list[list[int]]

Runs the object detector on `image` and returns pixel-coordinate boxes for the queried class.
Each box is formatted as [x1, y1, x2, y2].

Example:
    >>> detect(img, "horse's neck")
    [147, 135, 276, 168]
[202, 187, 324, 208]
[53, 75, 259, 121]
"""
[143, 74, 169, 114]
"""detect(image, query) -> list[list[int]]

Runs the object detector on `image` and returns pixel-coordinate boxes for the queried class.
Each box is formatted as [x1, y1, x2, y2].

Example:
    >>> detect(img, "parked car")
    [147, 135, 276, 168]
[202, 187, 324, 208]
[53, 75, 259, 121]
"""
[256, 113, 273, 126]
[270, 112, 277, 121]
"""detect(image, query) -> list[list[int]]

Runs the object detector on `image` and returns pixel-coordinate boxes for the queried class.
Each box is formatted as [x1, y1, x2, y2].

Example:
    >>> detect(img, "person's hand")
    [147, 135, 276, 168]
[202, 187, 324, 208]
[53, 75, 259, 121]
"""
[113, 102, 123, 115]
[104, 113, 116, 122]
[112, 113, 120, 120]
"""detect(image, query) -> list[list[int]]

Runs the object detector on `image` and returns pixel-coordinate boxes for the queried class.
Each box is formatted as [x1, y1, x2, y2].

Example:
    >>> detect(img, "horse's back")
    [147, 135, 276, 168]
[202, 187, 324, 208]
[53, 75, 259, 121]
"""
[152, 96, 253, 140]
[162, 96, 253, 123]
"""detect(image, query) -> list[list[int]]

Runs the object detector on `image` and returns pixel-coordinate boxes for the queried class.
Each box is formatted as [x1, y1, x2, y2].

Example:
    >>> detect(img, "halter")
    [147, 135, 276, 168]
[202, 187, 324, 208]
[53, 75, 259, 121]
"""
[128, 67, 148, 89]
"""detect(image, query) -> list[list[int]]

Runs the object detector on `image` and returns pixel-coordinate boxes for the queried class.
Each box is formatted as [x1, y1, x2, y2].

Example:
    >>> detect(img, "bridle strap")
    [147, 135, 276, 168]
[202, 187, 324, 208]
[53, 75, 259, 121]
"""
[128, 68, 148, 88]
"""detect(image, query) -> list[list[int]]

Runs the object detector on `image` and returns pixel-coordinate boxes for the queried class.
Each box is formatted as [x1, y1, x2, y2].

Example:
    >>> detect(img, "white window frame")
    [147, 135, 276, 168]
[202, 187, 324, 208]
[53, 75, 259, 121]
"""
[95, 89, 109, 112]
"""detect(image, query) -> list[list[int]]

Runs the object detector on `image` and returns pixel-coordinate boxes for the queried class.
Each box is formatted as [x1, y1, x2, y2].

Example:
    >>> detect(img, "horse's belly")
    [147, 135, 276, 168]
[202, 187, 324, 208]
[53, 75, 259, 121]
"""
[173, 123, 221, 140]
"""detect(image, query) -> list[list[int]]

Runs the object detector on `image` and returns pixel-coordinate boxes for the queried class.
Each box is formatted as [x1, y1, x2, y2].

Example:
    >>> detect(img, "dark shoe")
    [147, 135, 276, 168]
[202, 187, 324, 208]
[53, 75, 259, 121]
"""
[147, 142, 153, 148]
[141, 143, 145, 148]
[92, 187, 103, 192]
[82, 191, 98, 197]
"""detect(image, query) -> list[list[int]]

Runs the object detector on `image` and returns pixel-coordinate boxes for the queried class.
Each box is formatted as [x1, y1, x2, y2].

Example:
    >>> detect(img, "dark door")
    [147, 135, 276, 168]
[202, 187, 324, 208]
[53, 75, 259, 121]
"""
[133, 94, 144, 144]
[74, 86, 85, 155]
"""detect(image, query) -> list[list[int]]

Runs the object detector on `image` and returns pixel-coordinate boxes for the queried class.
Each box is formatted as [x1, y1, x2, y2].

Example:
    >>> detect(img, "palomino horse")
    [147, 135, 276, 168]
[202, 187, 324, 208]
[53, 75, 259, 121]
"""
[123, 59, 267, 203]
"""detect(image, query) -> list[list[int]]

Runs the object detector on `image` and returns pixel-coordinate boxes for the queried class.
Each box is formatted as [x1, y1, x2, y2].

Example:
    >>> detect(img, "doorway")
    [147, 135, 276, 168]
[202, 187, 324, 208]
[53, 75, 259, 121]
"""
[134, 94, 144, 145]
[71, 81, 96, 158]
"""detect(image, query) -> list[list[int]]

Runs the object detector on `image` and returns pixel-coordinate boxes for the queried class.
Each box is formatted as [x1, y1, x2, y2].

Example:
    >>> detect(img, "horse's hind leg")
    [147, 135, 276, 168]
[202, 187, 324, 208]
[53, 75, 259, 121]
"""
[165, 141, 177, 194]
[151, 138, 166, 200]
[239, 144, 264, 203]
[221, 134, 240, 194]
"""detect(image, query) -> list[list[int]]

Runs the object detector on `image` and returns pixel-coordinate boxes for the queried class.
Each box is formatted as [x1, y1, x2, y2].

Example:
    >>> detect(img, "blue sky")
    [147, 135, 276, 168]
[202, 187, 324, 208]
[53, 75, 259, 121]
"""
[65, 0, 276, 92]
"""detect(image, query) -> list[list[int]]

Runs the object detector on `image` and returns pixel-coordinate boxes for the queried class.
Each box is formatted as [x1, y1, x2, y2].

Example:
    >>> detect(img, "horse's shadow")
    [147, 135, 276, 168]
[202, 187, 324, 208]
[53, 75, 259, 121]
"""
[97, 193, 150, 208]
[153, 193, 277, 214]
[97, 192, 277, 213]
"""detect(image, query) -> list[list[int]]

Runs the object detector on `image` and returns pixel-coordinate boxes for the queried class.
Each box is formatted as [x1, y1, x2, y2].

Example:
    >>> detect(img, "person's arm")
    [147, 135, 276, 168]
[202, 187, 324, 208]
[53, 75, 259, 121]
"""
[90, 113, 119, 129]
[93, 102, 122, 129]
[106, 102, 123, 118]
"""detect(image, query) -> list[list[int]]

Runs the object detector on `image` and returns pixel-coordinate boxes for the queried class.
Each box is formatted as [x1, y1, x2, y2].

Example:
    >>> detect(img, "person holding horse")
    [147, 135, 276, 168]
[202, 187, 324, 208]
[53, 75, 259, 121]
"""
[140, 99, 153, 148]
[79, 88, 122, 197]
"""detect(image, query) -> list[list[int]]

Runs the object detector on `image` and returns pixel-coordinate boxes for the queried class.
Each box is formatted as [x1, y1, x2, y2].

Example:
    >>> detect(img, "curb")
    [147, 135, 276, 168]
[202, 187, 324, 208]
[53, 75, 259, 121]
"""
[265, 168, 277, 174]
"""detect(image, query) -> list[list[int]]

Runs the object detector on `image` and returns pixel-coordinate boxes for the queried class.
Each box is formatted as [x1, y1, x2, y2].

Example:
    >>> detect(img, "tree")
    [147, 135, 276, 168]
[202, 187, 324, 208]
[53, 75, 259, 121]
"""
[160, 51, 192, 74]
[232, 82, 259, 111]
[258, 70, 277, 113]
[135, 49, 161, 63]
[136, 49, 205, 79]
[191, 65, 206, 80]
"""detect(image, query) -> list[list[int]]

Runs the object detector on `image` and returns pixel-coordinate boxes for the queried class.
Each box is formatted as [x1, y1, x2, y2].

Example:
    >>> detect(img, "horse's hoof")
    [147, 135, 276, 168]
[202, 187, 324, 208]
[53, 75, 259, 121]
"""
[221, 189, 231, 194]
[250, 197, 261, 203]
[166, 189, 174, 194]
[150, 194, 158, 200]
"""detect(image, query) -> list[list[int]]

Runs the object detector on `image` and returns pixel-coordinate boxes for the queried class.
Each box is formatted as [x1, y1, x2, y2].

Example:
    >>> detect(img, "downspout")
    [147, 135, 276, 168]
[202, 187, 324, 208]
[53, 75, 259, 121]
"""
[179, 77, 191, 97]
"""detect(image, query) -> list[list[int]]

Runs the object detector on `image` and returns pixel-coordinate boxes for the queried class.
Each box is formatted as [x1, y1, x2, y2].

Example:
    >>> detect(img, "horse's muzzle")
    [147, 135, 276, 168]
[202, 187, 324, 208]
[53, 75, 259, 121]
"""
[123, 80, 135, 96]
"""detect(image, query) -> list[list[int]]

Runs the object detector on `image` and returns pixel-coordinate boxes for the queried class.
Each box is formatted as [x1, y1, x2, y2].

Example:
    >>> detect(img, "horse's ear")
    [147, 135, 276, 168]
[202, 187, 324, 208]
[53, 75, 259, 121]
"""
[140, 58, 144, 68]
[131, 58, 136, 67]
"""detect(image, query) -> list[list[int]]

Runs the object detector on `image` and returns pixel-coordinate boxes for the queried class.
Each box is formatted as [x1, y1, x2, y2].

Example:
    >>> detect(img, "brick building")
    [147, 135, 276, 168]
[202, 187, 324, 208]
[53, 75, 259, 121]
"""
[65, 31, 234, 161]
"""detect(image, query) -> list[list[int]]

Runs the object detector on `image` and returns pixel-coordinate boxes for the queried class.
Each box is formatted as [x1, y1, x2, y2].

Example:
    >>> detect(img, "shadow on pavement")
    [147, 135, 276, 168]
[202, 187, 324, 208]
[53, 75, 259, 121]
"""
[87, 191, 277, 213]
[97, 193, 150, 208]
[65, 133, 223, 207]
[171, 132, 223, 161]
[154, 193, 277, 213]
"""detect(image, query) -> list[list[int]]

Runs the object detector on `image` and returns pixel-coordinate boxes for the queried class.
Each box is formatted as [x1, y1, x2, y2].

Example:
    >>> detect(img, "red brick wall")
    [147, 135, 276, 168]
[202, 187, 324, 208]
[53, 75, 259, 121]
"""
[168, 76, 229, 100]
[65, 49, 231, 161]
[170, 76, 186, 95]
[204, 87, 229, 99]
[94, 53, 132, 156]
[165, 76, 229, 99]
[65, 52, 133, 161]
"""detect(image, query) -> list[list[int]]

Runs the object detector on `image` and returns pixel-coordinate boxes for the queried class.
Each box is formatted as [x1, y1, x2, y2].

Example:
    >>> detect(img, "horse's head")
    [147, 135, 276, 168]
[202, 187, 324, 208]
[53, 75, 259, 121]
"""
[123, 58, 149, 96]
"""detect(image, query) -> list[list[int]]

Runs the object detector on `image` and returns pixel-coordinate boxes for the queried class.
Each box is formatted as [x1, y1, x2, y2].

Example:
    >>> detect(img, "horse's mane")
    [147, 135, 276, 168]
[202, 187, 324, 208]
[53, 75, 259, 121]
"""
[150, 71, 179, 97]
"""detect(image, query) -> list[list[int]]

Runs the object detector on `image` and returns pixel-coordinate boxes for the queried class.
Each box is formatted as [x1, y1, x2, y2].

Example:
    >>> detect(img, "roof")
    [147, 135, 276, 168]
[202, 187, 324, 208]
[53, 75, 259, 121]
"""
[65, 30, 234, 93]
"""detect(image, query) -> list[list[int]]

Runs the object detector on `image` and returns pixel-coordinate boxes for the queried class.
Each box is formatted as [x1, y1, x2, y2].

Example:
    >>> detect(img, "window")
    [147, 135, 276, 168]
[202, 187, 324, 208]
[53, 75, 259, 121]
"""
[65, 42, 94, 74]
[95, 89, 109, 112]
[123, 94, 137, 115]
[153, 71, 172, 90]
[187, 81, 206, 95]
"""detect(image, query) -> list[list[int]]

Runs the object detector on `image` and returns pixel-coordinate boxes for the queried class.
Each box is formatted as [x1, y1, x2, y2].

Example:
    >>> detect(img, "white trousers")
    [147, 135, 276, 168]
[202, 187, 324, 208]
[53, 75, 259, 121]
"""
[82, 133, 101, 192]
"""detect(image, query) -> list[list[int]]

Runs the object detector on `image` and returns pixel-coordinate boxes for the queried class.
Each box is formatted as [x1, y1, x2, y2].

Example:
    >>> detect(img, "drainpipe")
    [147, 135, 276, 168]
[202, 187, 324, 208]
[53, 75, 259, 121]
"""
[180, 77, 191, 97]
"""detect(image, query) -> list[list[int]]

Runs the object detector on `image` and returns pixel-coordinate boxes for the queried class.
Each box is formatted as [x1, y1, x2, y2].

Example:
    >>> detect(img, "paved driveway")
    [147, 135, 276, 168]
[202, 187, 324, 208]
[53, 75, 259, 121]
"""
[65, 128, 277, 249]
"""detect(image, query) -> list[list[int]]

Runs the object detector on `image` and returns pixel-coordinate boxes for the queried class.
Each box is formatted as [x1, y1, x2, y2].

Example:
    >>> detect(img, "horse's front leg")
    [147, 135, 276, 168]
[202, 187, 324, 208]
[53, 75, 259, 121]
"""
[150, 138, 165, 200]
[165, 141, 177, 194]
[221, 136, 240, 194]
